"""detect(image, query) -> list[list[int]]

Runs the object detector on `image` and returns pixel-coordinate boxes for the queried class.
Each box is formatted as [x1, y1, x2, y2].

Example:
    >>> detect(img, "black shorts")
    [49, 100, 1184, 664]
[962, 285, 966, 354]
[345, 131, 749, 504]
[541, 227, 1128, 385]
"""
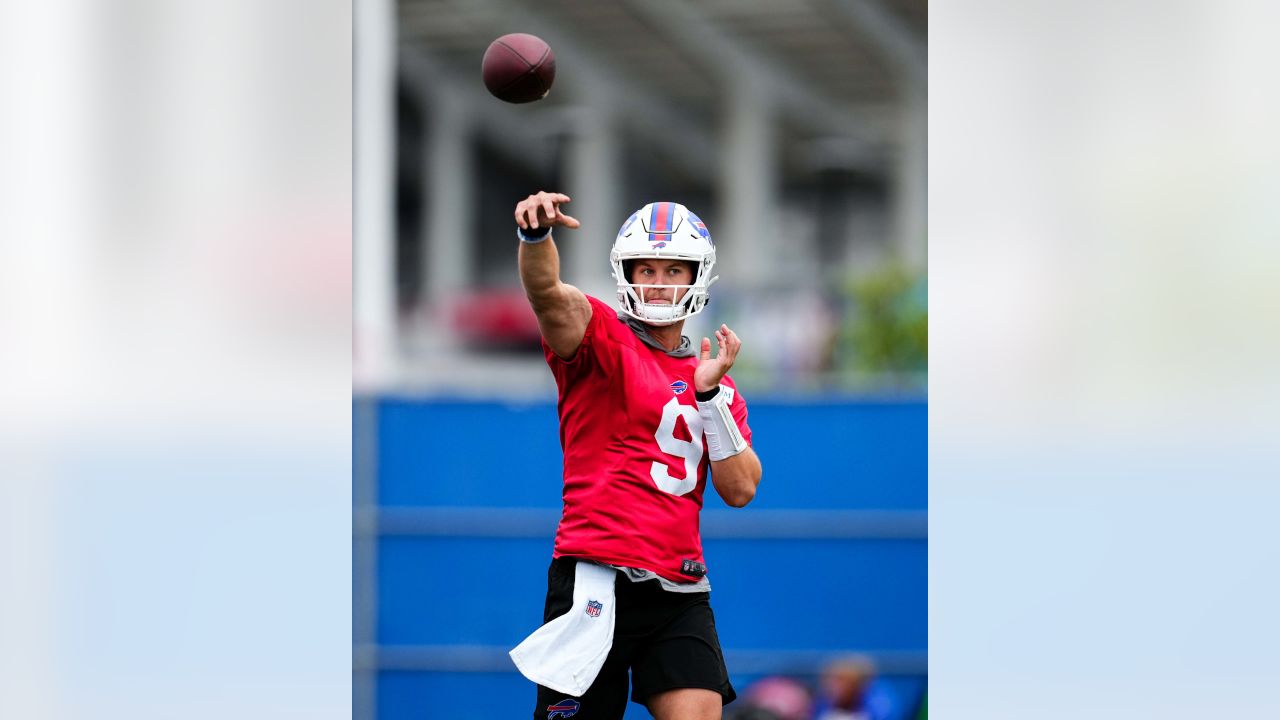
[532, 557, 736, 720]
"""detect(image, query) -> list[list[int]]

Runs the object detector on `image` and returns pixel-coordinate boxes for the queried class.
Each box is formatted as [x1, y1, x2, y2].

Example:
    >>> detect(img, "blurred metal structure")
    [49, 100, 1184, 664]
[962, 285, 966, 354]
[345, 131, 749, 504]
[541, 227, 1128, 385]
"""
[357, 0, 926, 391]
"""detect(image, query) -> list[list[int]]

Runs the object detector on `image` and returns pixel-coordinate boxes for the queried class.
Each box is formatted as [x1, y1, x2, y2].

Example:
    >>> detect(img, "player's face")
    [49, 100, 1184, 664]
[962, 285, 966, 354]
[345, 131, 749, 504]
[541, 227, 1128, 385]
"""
[631, 260, 694, 304]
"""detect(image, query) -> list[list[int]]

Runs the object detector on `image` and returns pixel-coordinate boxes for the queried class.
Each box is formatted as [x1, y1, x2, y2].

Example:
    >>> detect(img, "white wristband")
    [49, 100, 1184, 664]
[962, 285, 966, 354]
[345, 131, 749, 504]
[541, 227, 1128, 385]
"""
[697, 387, 748, 461]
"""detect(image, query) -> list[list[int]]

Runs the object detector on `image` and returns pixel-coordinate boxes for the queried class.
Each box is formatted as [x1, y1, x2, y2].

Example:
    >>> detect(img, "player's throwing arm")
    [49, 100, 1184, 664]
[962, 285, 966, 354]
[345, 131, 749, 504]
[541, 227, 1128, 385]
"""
[514, 191, 591, 360]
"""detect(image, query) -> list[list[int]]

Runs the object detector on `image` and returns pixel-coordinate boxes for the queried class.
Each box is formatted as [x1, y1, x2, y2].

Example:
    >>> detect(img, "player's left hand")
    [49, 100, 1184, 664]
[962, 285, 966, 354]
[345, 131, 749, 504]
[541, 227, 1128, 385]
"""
[694, 324, 741, 393]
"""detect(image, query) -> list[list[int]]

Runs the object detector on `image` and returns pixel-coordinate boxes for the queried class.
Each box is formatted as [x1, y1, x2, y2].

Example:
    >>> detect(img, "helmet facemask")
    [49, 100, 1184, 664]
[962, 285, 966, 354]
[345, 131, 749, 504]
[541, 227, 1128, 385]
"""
[610, 202, 719, 327]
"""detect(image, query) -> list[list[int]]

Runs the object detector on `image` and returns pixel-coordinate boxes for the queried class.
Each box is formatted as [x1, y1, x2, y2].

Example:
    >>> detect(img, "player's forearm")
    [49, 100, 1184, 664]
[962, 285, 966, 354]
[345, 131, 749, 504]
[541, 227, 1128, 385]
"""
[518, 232, 564, 306]
[711, 447, 762, 508]
[517, 227, 590, 358]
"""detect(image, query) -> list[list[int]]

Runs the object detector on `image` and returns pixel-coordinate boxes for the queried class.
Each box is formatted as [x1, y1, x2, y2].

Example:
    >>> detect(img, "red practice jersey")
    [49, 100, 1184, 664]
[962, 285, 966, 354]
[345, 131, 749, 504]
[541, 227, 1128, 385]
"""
[543, 295, 753, 583]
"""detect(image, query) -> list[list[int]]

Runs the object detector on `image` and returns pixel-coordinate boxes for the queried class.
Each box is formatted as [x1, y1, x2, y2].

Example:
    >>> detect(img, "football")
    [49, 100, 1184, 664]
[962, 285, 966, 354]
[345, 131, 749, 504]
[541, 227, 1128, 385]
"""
[481, 33, 556, 104]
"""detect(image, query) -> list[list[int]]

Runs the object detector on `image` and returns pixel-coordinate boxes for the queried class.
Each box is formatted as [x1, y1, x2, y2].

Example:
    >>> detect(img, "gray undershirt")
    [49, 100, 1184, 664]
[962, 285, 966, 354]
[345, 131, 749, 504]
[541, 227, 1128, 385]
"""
[622, 316, 696, 358]
[608, 564, 711, 593]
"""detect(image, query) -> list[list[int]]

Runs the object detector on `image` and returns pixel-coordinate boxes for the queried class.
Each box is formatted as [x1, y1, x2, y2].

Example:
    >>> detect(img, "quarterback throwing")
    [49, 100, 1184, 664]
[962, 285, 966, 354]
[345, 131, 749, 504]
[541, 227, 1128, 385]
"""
[508, 192, 762, 720]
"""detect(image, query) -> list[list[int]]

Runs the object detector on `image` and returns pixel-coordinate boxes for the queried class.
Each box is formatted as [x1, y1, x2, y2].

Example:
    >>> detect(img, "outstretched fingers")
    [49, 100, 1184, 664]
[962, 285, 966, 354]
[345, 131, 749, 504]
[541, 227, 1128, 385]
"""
[718, 324, 740, 364]
[727, 325, 741, 354]
[544, 192, 577, 227]
[517, 198, 542, 229]
[514, 192, 577, 231]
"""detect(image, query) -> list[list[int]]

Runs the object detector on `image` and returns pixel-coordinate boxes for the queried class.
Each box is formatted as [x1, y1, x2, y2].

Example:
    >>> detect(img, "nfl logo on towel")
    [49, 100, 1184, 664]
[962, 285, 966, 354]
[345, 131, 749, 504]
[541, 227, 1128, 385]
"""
[585, 600, 603, 617]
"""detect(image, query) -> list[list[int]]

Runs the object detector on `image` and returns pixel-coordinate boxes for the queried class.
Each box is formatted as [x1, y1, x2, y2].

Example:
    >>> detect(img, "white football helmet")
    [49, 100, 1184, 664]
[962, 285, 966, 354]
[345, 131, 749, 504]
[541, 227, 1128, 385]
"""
[610, 201, 719, 326]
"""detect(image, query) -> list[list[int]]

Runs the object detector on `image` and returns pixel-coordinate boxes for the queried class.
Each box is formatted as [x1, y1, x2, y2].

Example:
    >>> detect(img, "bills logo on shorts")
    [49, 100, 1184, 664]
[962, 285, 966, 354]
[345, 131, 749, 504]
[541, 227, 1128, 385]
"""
[670, 380, 688, 395]
[548, 698, 580, 718]
[585, 600, 603, 617]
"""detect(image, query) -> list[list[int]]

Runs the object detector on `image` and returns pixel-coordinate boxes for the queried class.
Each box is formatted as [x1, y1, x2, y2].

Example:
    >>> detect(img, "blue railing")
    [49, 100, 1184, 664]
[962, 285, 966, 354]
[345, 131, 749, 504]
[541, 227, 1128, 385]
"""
[355, 396, 927, 719]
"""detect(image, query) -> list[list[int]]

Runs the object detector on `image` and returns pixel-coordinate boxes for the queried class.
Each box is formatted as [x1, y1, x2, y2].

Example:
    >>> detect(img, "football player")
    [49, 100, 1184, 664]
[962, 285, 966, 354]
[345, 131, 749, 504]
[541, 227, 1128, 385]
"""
[510, 191, 763, 720]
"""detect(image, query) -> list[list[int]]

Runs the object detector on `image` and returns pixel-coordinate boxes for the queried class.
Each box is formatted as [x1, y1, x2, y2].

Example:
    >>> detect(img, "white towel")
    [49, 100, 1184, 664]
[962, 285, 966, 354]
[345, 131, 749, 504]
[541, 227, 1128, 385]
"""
[510, 561, 617, 696]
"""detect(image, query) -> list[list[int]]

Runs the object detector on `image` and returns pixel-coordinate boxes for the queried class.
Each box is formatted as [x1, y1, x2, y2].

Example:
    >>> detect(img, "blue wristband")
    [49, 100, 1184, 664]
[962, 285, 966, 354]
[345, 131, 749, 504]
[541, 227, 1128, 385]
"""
[517, 225, 552, 244]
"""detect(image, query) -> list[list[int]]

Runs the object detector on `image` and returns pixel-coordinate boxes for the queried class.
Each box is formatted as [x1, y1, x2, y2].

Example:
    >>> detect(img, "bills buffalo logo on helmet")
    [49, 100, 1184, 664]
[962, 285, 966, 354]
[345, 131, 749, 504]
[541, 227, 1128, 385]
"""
[585, 600, 603, 618]
[619, 211, 640, 235]
[548, 698, 580, 718]
[688, 211, 711, 243]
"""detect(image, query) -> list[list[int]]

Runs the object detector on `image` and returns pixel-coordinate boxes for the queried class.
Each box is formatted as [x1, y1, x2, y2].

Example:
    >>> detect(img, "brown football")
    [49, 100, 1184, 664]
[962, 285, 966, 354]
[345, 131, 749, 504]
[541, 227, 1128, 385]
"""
[481, 33, 556, 104]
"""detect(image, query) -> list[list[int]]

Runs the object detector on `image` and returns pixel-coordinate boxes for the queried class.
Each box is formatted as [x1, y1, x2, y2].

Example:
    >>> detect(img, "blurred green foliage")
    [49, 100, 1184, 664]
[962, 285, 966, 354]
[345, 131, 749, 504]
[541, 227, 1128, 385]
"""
[836, 265, 928, 381]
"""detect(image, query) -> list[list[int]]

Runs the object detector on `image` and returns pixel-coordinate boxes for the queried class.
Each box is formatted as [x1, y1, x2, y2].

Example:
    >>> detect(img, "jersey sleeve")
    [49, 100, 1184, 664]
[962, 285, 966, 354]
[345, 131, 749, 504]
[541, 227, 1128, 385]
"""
[720, 375, 753, 448]
[541, 295, 624, 383]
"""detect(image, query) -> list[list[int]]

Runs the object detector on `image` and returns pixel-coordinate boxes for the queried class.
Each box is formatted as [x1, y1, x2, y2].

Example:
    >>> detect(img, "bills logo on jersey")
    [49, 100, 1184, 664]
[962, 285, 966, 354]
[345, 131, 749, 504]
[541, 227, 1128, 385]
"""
[548, 699, 580, 718]
[670, 380, 688, 395]
[585, 599, 603, 617]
